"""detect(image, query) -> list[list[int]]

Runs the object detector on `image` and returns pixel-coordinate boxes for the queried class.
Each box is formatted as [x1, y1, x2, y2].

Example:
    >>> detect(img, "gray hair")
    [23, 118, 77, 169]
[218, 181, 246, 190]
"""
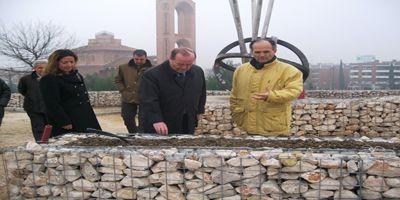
[33, 59, 48, 67]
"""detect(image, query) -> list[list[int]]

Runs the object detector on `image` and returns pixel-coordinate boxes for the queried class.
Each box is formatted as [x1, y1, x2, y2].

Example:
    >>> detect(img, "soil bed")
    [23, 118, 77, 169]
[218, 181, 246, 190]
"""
[65, 137, 400, 151]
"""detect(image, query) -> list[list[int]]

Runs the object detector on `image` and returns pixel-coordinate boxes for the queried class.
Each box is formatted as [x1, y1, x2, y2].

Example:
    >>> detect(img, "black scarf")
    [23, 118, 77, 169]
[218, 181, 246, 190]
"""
[250, 56, 277, 70]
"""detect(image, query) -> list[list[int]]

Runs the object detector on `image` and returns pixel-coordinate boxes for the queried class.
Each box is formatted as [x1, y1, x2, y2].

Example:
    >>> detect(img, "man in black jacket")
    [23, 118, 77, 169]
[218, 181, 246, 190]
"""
[18, 60, 48, 141]
[0, 78, 11, 127]
[139, 47, 206, 135]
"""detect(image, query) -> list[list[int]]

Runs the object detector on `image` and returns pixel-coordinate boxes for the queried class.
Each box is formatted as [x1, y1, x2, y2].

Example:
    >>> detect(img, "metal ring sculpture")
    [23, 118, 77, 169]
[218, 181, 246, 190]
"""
[213, 37, 310, 90]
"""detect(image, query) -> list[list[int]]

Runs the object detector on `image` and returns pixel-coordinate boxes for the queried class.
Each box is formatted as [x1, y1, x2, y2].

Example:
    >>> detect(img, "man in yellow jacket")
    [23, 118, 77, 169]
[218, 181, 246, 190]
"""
[230, 38, 303, 136]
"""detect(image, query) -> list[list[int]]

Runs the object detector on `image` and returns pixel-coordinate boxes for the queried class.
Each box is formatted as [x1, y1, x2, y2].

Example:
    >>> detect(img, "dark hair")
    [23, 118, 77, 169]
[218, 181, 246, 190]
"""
[133, 49, 147, 57]
[45, 49, 78, 75]
[169, 47, 196, 59]
[249, 37, 277, 51]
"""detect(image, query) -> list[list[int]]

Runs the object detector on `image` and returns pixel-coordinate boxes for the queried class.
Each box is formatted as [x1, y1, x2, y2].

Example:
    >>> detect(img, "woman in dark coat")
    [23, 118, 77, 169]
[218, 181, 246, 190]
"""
[40, 49, 101, 137]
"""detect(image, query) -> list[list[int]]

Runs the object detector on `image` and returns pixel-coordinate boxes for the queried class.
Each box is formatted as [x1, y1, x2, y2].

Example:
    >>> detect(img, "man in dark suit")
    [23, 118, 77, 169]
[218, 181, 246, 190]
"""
[18, 59, 48, 141]
[139, 47, 206, 135]
[0, 78, 11, 127]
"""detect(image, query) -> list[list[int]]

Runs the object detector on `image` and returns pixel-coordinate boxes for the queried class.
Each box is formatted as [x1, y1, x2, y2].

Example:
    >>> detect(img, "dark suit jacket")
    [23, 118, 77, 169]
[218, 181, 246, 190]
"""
[139, 60, 206, 134]
[40, 71, 101, 137]
[18, 72, 46, 114]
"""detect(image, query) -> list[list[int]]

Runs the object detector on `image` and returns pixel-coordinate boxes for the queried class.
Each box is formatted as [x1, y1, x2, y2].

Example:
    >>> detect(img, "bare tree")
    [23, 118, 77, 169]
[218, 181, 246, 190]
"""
[0, 21, 78, 68]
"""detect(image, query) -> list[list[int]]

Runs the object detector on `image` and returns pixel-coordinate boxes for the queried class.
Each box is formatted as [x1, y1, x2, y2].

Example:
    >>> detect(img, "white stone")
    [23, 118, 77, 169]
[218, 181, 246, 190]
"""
[47, 168, 66, 185]
[123, 169, 151, 177]
[260, 158, 281, 168]
[281, 180, 308, 194]
[92, 189, 112, 199]
[59, 153, 87, 165]
[81, 162, 100, 182]
[113, 188, 138, 199]
[300, 169, 327, 183]
[99, 181, 122, 192]
[72, 178, 97, 192]
[347, 160, 358, 173]
[64, 190, 91, 199]
[243, 165, 266, 178]
[342, 176, 358, 190]
[333, 190, 358, 200]
[363, 176, 389, 192]
[151, 161, 179, 173]
[383, 188, 400, 199]
[302, 189, 333, 199]
[136, 187, 159, 199]
[186, 190, 210, 200]
[194, 171, 213, 183]
[203, 156, 225, 168]
[101, 173, 124, 181]
[100, 155, 124, 167]
[328, 168, 350, 179]
[260, 180, 281, 194]
[227, 157, 259, 167]
[37, 185, 51, 197]
[385, 177, 400, 187]
[204, 184, 233, 195]
[184, 159, 202, 171]
[215, 150, 236, 158]
[185, 179, 206, 190]
[281, 161, 317, 172]
[359, 189, 382, 200]
[310, 178, 340, 190]
[26, 141, 43, 152]
[319, 159, 346, 168]
[98, 166, 124, 175]
[120, 176, 150, 188]
[63, 169, 81, 182]
[158, 185, 185, 200]
[123, 153, 154, 170]
[211, 169, 241, 184]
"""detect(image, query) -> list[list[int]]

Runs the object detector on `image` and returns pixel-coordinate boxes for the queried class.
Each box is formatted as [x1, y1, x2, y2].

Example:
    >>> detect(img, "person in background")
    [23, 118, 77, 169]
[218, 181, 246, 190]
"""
[0, 78, 11, 127]
[139, 47, 206, 135]
[40, 49, 101, 137]
[114, 49, 152, 133]
[18, 59, 48, 141]
[230, 38, 303, 136]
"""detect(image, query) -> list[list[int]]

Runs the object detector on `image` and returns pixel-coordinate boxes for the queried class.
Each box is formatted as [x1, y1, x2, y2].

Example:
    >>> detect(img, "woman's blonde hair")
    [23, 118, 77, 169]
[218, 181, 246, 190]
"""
[44, 49, 78, 75]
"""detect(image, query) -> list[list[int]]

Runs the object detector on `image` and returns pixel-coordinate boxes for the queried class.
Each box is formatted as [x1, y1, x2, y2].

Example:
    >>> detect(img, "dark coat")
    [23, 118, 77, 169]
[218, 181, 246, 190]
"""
[18, 72, 46, 113]
[0, 78, 11, 124]
[0, 78, 11, 107]
[139, 60, 206, 134]
[39, 71, 101, 137]
[114, 59, 152, 104]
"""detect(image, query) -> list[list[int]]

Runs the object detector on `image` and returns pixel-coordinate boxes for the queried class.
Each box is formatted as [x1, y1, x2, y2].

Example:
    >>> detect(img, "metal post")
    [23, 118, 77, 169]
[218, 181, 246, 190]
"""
[251, 0, 263, 40]
[229, 0, 248, 63]
[261, 0, 275, 38]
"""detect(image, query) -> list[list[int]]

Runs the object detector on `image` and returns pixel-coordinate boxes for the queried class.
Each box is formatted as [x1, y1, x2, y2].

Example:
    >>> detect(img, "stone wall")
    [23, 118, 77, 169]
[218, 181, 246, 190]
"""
[7, 90, 400, 108]
[196, 96, 400, 137]
[306, 90, 400, 99]
[2, 140, 400, 199]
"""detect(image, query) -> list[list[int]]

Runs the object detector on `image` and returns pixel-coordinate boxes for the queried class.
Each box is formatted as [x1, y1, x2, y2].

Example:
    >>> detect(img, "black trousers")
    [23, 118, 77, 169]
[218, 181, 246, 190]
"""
[121, 102, 138, 133]
[27, 112, 47, 141]
[0, 106, 4, 126]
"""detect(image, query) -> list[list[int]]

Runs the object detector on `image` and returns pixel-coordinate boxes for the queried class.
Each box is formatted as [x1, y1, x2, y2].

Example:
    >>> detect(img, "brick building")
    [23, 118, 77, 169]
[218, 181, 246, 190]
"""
[305, 63, 350, 90]
[348, 60, 400, 90]
[73, 32, 143, 76]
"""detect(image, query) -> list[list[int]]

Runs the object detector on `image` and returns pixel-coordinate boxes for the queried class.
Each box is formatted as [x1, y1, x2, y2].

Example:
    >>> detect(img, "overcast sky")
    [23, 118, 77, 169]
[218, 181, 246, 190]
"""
[1, 0, 399, 69]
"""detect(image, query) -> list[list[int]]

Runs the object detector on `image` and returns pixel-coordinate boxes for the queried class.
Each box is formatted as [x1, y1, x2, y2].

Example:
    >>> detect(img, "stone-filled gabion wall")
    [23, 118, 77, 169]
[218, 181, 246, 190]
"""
[2, 141, 400, 199]
[7, 90, 400, 108]
[196, 96, 400, 137]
